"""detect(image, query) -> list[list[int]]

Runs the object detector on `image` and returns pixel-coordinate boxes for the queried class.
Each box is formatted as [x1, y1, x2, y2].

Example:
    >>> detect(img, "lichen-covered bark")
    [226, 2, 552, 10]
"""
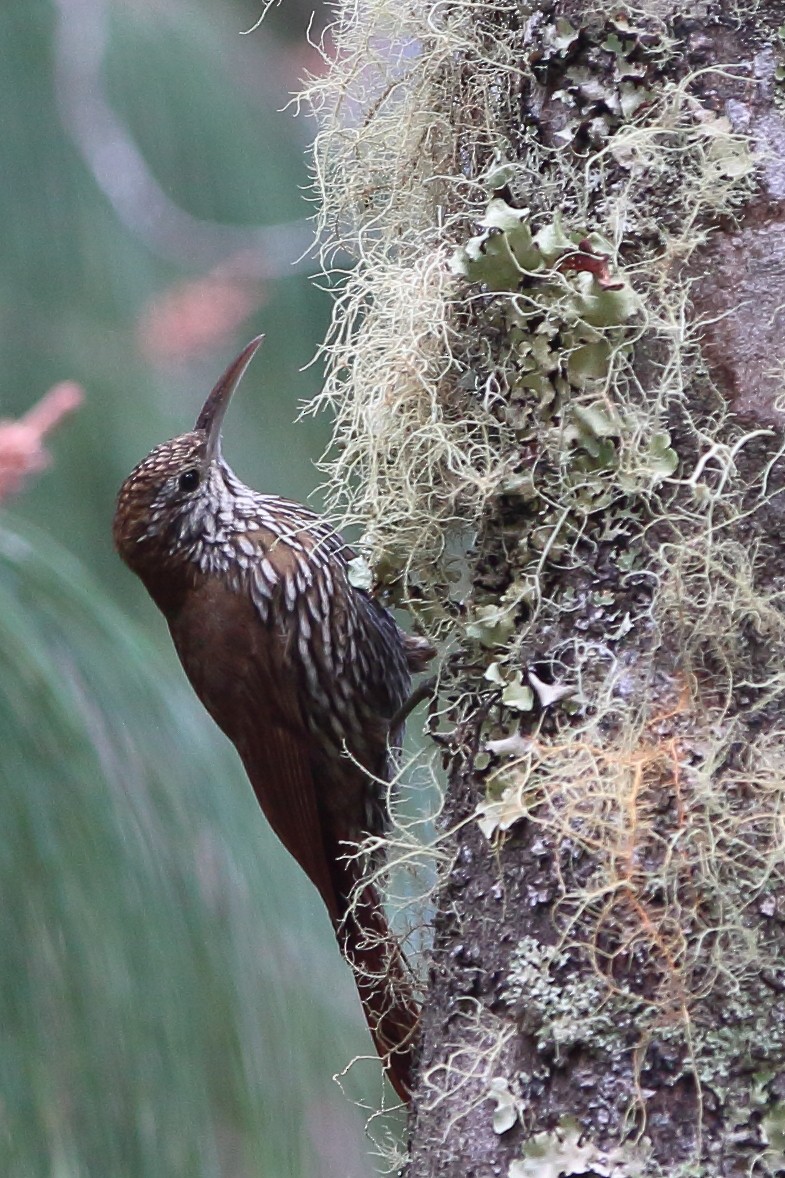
[404, 6, 785, 1177]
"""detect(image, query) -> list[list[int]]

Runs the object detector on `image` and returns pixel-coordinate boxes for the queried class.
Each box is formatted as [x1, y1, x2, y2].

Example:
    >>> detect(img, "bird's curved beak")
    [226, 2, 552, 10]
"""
[195, 335, 265, 461]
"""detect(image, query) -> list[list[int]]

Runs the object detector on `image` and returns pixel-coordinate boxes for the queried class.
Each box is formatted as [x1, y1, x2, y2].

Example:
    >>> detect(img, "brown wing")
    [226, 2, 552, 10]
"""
[235, 702, 341, 924]
[168, 574, 341, 922]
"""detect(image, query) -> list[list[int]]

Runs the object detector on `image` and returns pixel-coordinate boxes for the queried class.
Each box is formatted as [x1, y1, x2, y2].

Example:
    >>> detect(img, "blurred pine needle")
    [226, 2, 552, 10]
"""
[0, 518, 364, 1178]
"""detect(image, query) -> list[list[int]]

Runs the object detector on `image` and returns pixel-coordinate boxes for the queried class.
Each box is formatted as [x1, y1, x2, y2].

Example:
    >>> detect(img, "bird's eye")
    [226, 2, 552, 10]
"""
[179, 468, 201, 493]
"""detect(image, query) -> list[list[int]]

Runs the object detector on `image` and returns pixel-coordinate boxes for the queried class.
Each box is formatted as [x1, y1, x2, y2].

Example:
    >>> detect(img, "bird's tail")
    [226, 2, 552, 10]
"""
[333, 862, 420, 1103]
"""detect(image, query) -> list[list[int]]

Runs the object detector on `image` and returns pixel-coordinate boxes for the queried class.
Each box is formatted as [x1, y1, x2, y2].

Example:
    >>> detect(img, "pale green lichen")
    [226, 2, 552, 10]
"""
[760, 1102, 785, 1174]
[509, 1117, 651, 1178]
[502, 937, 645, 1059]
[489, 1076, 520, 1135]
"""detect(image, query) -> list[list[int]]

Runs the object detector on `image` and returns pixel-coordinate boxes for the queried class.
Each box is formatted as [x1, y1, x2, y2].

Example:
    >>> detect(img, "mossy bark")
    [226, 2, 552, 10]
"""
[402, 6, 785, 1177]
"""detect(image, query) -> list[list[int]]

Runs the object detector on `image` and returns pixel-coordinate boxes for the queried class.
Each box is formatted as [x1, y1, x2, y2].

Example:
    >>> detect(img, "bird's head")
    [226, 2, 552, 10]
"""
[113, 336, 263, 573]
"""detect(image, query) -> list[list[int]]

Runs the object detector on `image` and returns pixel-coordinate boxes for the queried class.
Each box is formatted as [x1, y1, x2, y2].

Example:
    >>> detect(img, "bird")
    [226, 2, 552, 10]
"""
[113, 337, 434, 1102]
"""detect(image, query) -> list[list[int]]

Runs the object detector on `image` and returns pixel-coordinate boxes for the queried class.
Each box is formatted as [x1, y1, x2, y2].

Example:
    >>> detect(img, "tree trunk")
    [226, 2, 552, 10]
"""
[308, 3, 785, 1175]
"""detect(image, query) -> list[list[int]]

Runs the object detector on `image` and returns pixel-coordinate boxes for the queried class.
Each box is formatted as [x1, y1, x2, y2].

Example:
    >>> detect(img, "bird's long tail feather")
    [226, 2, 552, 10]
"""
[334, 860, 420, 1103]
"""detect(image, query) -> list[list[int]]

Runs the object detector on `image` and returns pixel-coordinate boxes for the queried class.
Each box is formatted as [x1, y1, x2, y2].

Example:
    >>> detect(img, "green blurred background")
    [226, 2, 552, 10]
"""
[0, 1, 397, 1174]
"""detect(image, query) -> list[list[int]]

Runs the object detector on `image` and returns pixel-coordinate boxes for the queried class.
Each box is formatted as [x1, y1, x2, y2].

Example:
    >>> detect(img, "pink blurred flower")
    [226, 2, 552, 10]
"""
[0, 382, 83, 502]
[136, 271, 266, 364]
